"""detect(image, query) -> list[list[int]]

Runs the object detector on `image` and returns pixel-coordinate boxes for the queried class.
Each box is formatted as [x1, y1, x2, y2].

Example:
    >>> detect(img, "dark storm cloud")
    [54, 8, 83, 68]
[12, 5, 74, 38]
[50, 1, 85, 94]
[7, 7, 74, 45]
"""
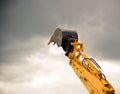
[1, 0, 56, 42]
[1, 0, 120, 61]
[0, 0, 112, 38]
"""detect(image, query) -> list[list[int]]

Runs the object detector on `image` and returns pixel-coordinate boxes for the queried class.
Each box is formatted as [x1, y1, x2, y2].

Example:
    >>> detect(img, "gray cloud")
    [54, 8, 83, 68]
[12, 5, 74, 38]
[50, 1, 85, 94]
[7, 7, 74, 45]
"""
[1, 0, 120, 60]
[0, 0, 120, 94]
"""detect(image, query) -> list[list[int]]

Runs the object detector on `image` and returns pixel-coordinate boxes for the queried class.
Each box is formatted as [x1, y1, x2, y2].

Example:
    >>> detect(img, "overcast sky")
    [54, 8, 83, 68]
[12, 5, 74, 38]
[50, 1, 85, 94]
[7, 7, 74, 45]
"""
[0, 0, 120, 94]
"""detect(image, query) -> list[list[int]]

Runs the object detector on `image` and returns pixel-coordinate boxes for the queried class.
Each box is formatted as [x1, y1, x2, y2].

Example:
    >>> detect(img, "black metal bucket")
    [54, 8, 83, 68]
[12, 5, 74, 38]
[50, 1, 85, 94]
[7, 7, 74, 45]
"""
[48, 28, 78, 54]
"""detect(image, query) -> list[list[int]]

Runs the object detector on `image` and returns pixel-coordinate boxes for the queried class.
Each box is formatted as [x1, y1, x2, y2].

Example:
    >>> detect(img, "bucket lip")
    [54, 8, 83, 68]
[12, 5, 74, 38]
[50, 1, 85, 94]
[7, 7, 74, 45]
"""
[48, 28, 63, 46]
[56, 28, 77, 32]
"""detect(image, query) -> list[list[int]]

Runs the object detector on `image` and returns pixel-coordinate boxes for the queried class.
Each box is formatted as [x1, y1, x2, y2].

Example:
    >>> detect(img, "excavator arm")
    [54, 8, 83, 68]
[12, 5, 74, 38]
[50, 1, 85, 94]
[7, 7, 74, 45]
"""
[48, 28, 115, 94]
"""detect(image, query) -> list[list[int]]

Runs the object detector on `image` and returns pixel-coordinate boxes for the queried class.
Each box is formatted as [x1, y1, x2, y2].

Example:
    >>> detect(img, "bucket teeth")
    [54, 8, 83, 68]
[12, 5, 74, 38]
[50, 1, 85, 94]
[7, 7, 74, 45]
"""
[48, 28, 62, 47]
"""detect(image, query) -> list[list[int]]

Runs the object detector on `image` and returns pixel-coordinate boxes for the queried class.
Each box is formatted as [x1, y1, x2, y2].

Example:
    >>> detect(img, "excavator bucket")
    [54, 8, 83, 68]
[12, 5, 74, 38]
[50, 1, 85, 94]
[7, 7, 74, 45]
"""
[48, 28, 78, 53]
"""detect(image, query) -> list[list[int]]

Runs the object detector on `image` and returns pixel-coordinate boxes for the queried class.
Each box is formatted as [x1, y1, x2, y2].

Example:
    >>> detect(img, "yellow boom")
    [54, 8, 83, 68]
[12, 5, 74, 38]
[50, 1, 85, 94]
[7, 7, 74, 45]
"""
[48, 28, 115, 94]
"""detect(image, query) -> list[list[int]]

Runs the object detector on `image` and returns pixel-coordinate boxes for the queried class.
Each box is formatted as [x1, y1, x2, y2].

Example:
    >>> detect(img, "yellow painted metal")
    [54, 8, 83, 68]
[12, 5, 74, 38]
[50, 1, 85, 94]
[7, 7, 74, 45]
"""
[68, 41, 115, 94]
